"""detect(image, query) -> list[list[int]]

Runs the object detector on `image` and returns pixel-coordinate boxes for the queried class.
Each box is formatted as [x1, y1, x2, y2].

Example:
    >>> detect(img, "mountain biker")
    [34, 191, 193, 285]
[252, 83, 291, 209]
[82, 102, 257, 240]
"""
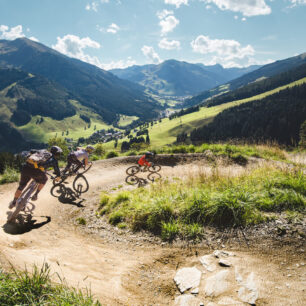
[62, 145, 94, 175]
[138, 151, 155, 170]
[9, 146, 62, 208]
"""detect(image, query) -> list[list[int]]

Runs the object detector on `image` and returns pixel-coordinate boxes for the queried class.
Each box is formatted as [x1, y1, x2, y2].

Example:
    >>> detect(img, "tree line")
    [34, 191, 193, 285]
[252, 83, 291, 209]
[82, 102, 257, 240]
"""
[189, 84, 306, 146]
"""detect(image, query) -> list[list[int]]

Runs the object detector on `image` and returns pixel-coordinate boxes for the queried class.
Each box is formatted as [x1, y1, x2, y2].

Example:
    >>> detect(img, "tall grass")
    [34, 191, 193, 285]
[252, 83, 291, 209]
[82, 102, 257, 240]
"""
[0, 167, 19, 185]
[0, 263, 101, 305]
[97, 165, 305, 241]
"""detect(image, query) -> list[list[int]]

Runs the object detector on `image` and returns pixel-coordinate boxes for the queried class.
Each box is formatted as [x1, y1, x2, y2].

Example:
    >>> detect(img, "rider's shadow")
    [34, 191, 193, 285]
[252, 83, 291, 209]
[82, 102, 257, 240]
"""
[3, 216, 51, 235]
[57, 186, 85, 207]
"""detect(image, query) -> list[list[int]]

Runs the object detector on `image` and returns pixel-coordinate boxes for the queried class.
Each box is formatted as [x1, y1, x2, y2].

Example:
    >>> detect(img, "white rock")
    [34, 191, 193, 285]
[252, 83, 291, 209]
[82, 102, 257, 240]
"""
[213, 250, 234, 258]
[174, 267, 202, 293]
[191, 287, 199, 294]
[174, 294, 201, 306]
[204, 270, 230, 297]
[238, 272, 258, 305]
[235, 267, 243, 284]
[218, 296, 244, 305]
[200, 255, 217, 272]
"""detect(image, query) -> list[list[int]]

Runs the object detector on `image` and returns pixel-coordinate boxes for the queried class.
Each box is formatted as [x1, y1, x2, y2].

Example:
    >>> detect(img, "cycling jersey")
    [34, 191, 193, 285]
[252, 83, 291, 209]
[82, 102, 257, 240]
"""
[74, 149, 89, 162]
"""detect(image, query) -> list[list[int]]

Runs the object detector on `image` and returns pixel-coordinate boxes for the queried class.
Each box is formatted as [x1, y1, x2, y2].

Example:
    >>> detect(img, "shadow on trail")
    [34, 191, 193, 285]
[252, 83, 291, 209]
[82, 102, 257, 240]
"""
[3, 216, 51, 235]
[51, 184, 85, 207]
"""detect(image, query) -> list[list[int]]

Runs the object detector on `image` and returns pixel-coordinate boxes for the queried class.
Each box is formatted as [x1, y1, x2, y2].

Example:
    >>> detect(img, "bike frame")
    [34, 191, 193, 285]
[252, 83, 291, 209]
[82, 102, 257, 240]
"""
[7, 180, 38, 223]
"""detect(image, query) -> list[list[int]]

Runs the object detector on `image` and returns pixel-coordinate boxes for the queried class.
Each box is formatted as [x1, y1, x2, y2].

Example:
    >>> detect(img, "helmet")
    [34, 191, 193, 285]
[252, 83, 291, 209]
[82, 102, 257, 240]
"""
[145, 151, 155, 159]
[50, 146, 63, 157]
[85, 145, 95, 153]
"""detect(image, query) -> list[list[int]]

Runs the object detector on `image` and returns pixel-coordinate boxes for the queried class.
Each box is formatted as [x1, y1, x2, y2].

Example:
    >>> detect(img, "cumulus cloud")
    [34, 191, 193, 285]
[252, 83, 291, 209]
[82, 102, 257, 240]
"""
[288, 0, 306, 7]
[29, 36, 39, 42]
[159, 38, 180, 50]
[157, 11, 179, 36]
[191, 35, 255, 67]
[0, 25, 25, 40]
[201, 0, 271, 16]
[107, 23, 120, 34]
[103, 57, 137, 70]
[52, 34, 103, 68]
[141, 45, 161, 64]
[164, 0, 188, 8]
[85, 1, 99, 12]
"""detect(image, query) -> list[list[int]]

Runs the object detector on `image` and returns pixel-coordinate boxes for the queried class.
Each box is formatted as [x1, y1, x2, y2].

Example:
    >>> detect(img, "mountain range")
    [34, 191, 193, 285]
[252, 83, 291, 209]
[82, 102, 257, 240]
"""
[185, 52, 306, 107]
[0, 38, 161, 124]
[110, 60, 260, 97]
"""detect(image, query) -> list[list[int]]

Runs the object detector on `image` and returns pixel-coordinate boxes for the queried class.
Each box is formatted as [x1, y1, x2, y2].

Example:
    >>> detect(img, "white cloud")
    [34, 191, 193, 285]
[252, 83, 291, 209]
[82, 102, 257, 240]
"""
[107, 23, 120, 34]
[164, 0, 188, 8]
[141, 45, 161, 64]
[0, 25, 25, 40]
[159, 15, 179, 36]
[159, 38, 180, 50]
[52, 34, 103, 68]
[288, 0, 306, 7]
[201, 0, 271, 16]
[85, 1, 99, 12]
[191, 35, 255, 67]
[103, 57, 137, 70]
[29, 36, 39, 42]
[157, 9, 174, 19]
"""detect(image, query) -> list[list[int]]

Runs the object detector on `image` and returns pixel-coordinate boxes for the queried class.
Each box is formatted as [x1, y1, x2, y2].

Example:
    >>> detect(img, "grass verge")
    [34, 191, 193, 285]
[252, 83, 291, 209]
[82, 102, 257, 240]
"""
[0, 167, 19, 185]
[0, 263, 100, 305]
[96, 165, 305, 241]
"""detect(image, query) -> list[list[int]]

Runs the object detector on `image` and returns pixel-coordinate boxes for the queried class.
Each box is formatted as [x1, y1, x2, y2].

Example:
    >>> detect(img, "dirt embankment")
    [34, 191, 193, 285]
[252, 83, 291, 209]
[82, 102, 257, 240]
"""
[0, 155, 305, 305]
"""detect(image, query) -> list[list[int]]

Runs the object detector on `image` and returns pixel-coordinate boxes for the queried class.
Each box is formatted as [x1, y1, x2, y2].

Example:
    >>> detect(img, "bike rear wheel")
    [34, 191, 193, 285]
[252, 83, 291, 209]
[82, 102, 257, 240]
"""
[73, 174, 89, 194]
[148, 165, 161, 172]
[148, 172, 161, 182]
[125, 175, 139, 185]
[126, 165, 140, 176]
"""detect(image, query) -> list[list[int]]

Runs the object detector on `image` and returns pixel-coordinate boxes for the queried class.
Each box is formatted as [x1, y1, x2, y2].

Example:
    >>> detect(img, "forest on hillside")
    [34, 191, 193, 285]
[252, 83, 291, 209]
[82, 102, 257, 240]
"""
[205, 63, 306, 108]
[190, 83, 306, 146]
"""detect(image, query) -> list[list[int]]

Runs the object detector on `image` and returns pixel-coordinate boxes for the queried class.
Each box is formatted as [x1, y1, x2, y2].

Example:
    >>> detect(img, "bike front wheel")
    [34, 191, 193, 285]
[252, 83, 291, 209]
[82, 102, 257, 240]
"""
[73, 175, 89, 194]
[148, 172, 161, 182]
[126, 165, 140, 176]
[125, 175, 139, 185]
[148, 165, 161, 172]
[51, 183, 66, 198]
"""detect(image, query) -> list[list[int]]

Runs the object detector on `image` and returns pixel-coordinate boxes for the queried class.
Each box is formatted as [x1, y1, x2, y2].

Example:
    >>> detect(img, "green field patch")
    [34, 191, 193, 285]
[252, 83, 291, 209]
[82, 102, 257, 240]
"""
[118, 115, 138, 127]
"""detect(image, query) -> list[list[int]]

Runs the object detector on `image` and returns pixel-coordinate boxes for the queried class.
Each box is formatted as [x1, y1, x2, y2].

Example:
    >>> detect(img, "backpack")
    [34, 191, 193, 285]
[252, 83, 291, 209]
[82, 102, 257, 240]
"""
[27, 149, 52, 170]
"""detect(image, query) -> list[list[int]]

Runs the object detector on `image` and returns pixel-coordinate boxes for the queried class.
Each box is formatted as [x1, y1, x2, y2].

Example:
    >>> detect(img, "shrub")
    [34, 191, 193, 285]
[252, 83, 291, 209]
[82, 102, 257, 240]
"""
[161, 221, 179, 241]
[109, 211, 124, 225]
[95, 143, 105, 156]
[76, 217, 86, 225]
[106, 151, 118, 159]
[0, 167, 19, 184]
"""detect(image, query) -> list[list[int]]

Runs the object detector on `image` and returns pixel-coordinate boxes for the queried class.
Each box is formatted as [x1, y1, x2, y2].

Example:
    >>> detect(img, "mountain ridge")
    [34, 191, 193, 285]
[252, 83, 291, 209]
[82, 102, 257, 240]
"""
[110, 59, 260, 97]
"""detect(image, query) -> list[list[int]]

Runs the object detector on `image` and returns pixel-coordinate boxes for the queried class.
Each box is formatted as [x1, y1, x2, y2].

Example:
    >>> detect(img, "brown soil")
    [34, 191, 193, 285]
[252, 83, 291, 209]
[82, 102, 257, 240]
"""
[0, 156, 305, 305]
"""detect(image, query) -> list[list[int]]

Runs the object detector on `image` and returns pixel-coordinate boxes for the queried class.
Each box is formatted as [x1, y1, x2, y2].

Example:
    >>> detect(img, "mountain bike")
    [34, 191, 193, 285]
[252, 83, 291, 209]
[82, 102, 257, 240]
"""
[126, 163, 161, 176]
[7, 180, 37, 224]
[51, 162, 92, 197]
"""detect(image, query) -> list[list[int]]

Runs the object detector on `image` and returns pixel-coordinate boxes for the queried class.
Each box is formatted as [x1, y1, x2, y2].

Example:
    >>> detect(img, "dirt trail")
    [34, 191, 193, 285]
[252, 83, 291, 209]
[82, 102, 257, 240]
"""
[0, 157, 305, 305]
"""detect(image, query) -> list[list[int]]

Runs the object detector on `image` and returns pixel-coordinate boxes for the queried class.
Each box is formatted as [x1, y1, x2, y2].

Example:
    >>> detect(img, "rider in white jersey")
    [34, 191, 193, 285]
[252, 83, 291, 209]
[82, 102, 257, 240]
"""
[62, 145, 94, 175]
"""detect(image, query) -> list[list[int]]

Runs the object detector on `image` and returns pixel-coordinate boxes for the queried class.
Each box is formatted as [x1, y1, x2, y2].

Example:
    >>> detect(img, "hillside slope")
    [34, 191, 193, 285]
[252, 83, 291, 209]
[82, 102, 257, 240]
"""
[190, 82, 306, 145]
[0, 38, 162, 124]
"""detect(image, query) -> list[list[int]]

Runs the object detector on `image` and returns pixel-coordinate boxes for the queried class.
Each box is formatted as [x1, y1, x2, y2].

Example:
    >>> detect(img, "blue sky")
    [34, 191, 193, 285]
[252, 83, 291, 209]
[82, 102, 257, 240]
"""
[0, 0, 306, 70]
